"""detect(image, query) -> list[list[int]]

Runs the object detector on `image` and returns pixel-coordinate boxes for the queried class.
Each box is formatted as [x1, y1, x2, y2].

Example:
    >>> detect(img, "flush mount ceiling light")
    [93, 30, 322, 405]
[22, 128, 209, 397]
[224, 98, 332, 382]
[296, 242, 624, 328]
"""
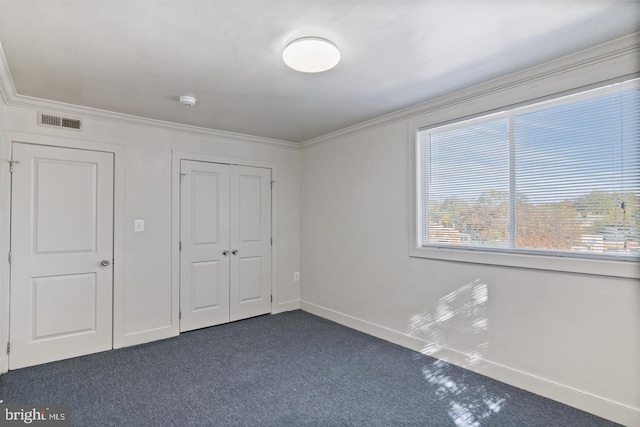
[282, 37, 340, 73]
[179, 95, 196, 107]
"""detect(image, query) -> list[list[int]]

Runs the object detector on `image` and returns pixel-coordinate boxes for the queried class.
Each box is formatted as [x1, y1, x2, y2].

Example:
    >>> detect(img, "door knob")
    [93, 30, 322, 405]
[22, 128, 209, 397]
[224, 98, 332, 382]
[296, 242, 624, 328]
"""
[231, 249, 238, 255]
[222, 250, 229, 256]
[100, 259, 110, 267]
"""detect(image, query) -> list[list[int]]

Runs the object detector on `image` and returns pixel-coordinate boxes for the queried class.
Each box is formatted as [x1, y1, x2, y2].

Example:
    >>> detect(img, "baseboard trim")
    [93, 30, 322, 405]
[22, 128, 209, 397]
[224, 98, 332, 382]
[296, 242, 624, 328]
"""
[120, 325, 174, 348]
[273, 300, 300, 314]
[300, 300, 640, 427]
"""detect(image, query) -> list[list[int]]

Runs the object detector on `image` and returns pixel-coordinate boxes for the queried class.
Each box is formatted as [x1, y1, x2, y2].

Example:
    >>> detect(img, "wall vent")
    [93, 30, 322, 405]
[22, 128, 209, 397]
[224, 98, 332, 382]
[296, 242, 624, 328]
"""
[38, 112, 82, 131]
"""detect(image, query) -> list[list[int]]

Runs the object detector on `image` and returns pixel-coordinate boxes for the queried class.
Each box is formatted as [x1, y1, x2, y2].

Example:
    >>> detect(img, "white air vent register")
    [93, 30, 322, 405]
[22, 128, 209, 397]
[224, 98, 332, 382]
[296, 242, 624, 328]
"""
[38, 112, 82, 131]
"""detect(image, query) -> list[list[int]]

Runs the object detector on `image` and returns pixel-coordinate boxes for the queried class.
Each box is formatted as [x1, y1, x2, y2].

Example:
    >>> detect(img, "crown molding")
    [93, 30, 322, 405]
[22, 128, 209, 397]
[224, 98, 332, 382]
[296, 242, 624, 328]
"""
[0, 42, 299, 149]
[2, 33, 637, 151]
[300, 32, 640, 149]
[0, 41, 15, 106]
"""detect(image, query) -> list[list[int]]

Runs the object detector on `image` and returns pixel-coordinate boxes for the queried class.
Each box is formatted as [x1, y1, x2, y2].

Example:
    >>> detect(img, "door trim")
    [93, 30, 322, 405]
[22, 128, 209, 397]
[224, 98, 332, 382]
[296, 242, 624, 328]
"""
[171, 150, 279, 336]
[1, 132, 125, 373]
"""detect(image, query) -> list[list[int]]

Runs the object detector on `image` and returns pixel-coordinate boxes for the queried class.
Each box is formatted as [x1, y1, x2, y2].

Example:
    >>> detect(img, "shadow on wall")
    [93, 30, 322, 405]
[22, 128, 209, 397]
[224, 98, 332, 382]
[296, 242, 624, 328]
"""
[409, 279, 509, 426]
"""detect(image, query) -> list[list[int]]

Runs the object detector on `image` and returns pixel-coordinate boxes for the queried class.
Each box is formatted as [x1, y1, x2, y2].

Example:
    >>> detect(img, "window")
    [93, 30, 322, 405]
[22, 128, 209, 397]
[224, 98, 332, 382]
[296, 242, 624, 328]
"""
[417, 80, 639, 262]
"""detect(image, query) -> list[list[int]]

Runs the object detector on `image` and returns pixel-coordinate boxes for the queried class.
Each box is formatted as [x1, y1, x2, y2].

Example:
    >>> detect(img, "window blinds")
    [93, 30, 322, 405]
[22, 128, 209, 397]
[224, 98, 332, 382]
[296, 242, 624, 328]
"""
[419, 81, 639, 259]
[421, 118, 510, 248]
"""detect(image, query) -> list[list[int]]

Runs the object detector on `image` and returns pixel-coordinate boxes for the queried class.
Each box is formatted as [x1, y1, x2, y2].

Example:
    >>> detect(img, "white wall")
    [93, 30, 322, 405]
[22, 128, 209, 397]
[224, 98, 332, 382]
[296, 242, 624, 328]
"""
[0, 99, 8, 372]
[300, 36, 640, 426]
[1, 102, 301, 360]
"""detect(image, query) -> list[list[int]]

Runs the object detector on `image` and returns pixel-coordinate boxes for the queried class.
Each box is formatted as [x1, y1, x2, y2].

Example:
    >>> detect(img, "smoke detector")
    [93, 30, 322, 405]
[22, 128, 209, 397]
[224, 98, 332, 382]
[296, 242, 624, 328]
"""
[179, 95, 196, 107]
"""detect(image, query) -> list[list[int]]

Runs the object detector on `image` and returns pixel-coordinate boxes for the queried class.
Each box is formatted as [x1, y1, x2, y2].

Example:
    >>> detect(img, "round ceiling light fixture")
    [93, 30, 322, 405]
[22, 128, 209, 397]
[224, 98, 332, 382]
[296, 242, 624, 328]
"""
[282, 37, 340, 73]
[179, 95, 196, 107]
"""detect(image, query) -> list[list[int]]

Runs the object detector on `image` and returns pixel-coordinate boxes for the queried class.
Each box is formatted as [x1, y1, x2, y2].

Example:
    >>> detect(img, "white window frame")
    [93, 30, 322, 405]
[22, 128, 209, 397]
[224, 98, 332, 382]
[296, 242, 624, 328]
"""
[409, 79, 639, 279]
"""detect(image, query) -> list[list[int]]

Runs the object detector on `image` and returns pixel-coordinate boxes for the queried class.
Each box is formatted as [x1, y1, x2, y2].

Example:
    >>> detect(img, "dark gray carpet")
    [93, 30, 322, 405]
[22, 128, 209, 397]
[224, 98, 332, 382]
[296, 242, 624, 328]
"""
[0, 310, 619, 426]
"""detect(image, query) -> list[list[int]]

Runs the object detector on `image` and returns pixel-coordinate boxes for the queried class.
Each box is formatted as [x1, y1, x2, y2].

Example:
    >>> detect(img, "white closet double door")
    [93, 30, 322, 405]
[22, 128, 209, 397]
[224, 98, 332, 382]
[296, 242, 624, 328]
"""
[180, 160, 272, 332]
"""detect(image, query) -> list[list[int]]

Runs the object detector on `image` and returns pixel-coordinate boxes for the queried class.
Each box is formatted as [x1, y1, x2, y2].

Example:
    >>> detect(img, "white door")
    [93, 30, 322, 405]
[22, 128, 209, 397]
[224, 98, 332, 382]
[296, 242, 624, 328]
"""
[179, 161, 271, 332]
[229, 166, 272, 322]
[10, 143, 114, 369]
[180, 161, 230, 332]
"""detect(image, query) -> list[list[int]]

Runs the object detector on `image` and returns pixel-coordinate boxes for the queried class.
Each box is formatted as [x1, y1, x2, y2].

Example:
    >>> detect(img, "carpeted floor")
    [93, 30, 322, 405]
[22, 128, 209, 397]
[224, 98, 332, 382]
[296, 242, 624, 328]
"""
[0, 310, 620, 426]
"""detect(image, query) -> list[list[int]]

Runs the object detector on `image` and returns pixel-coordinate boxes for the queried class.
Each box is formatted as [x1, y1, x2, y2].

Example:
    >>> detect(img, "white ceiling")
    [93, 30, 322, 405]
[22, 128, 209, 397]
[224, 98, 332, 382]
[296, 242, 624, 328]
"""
[0, 1, 637, 143]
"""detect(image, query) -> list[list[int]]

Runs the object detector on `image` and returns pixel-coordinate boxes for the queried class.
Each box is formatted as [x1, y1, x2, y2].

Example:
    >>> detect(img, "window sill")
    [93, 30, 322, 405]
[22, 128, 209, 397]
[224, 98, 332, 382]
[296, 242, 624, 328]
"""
[409, 246, 638, 279]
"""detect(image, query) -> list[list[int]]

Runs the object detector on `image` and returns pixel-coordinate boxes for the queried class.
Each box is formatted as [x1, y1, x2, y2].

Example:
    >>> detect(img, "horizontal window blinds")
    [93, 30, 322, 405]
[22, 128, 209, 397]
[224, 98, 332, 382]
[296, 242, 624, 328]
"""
[514, 88, 639, 254]
[419, 81, 639, 259]
[421, 119, 510, 248]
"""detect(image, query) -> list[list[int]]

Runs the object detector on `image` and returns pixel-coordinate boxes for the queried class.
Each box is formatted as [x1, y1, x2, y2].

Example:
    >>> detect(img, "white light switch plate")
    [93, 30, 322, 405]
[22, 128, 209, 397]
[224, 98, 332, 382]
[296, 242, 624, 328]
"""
[134, 220, 144, 232]
[294, 272, 300, 282]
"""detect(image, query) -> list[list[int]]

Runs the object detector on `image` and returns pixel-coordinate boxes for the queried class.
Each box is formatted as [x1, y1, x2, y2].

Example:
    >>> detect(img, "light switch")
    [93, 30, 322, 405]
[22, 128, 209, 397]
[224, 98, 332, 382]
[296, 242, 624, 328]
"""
[134, 220, 144, 232]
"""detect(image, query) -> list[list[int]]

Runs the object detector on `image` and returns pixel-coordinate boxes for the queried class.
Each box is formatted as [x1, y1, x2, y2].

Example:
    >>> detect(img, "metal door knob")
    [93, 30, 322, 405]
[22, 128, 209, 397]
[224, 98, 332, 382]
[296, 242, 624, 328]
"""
[222, 250, 229, 256]
[101, 259, 110, 267]
[231, 249, 238, 255]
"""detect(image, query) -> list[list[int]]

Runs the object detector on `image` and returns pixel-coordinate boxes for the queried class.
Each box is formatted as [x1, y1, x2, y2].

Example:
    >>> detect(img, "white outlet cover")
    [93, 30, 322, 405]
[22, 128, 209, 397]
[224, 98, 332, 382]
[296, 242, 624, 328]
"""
[134, 219, 144, 232]
[294, 272, 300, 281]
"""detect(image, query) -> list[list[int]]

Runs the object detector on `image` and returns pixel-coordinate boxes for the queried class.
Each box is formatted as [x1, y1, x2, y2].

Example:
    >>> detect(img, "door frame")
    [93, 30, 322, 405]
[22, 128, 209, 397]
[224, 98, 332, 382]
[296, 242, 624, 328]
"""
[171, 150, 278, 336]
[1, 133, 125, 373]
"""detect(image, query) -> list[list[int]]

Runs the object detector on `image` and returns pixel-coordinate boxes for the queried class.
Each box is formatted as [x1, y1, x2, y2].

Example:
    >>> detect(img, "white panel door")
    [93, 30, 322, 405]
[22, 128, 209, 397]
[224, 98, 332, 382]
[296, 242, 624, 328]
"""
[180, 160, 230, 332]
[10, 143, 114, 369]
[229, 165, 272, 322]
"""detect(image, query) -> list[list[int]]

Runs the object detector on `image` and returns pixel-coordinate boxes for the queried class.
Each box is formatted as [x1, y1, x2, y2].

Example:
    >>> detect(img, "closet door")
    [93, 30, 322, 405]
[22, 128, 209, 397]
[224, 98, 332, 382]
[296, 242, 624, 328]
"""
[180, 161, 230, 332]
[229, 165, 272, 322]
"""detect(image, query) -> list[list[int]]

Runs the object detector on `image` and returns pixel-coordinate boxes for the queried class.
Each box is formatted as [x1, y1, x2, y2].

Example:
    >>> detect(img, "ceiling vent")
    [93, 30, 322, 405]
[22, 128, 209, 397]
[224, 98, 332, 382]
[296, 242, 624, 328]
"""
[38, 112, 82, 131]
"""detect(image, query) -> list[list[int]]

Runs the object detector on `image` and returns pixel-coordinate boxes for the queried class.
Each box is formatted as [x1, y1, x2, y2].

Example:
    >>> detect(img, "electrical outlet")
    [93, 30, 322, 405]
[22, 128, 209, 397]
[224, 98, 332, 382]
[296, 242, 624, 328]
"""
[134, 220, 144, 232]
[294, 272, 300, 282]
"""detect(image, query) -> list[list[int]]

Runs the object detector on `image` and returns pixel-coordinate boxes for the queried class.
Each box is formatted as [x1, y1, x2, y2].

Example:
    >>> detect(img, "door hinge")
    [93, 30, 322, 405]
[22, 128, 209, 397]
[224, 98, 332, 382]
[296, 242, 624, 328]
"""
[8, 252, 12, 264]
[9, 160, 19, 173]
[270, 238, 272, 245]
[6, 342, 10, 355]
[270, 295, 273, 303]
[179, 312, 182, 320]
[179, 241, 182, 251]
[270, 180, 275, 189]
